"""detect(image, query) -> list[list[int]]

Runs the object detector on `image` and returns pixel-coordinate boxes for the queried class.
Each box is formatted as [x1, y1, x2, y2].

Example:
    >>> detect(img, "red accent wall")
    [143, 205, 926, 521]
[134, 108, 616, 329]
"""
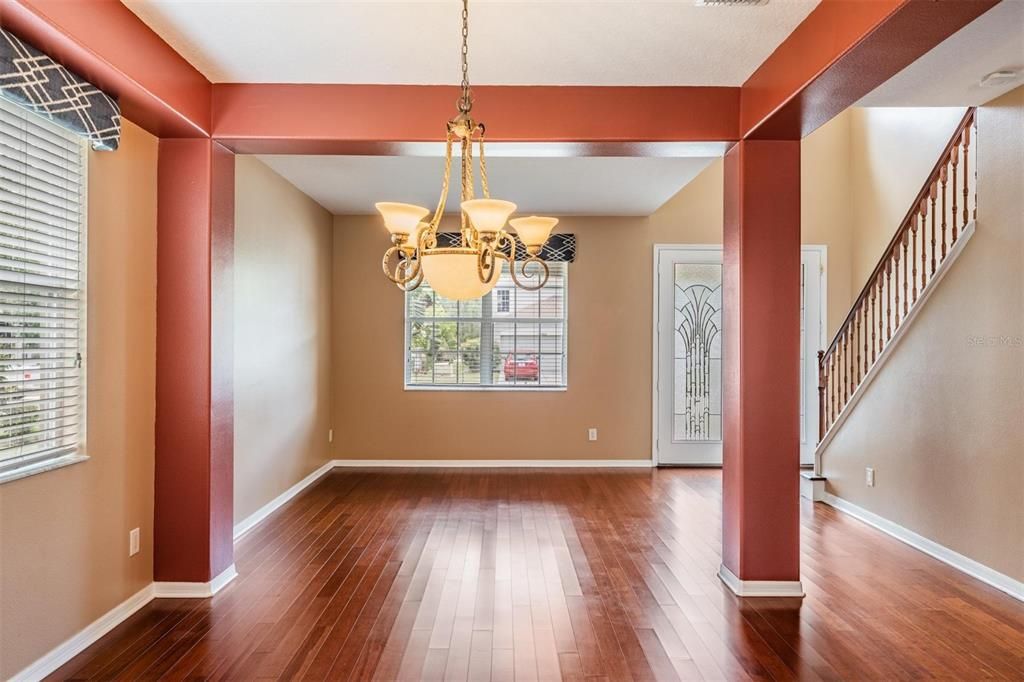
[722, 140, 802, 581]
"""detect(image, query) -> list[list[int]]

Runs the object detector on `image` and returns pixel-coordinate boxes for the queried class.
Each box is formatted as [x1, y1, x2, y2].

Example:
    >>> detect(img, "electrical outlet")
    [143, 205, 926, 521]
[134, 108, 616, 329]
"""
[129, 528, 140, 556]
[865, 467, 875, 487]
[328, 429, 334, 443]
[588, 428, 598, 442]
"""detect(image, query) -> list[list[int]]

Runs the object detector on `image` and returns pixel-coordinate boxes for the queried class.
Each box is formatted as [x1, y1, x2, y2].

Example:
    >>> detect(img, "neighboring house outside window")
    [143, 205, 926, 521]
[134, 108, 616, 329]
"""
[0, 98, 87, 483]
[496, 288, 510, 313]
[406, 262, 567, 389]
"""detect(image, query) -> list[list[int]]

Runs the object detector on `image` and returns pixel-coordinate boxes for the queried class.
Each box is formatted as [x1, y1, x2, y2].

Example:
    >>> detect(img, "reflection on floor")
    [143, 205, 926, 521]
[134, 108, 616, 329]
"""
[51, 468, 1024, 681]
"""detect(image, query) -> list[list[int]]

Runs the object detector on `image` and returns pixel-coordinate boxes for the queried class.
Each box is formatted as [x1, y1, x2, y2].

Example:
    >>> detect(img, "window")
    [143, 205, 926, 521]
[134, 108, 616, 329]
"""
[496, 288, 510, 313]
[406, 262, 567, 389]
[0, 98, 87, 482]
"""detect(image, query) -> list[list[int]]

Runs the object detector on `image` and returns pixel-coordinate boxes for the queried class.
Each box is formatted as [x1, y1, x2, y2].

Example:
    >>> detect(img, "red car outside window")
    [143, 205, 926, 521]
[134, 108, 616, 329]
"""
[503, 354, 539, 381]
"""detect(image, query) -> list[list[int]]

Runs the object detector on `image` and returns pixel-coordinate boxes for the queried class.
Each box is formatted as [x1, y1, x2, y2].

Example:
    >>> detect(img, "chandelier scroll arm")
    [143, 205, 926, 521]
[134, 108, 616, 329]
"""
[497, 232, 551, 291]
[476, 237, 502, 285]
[381, 245, 403, 283]
[396, 258, 424, 291]
[382, 243, 423, 288]
[509, 254, 550, 291]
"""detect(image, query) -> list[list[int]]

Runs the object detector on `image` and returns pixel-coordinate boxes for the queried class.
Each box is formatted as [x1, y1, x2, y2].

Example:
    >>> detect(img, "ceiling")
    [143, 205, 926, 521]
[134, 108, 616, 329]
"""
[859, 1, 1023, 107]
[123, 0, 819, 86]
[257, 152, 717, 216]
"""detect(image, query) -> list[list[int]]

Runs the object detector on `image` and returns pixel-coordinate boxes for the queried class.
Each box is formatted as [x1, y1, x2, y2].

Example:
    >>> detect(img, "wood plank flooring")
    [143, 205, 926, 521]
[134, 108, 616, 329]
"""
[49, 468, 1024, 681]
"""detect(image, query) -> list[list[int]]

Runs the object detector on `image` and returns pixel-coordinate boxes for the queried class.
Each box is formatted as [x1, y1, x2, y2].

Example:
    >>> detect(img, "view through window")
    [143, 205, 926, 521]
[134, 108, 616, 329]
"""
[0, 98, 86, 478]
[406, 263, 567, 388]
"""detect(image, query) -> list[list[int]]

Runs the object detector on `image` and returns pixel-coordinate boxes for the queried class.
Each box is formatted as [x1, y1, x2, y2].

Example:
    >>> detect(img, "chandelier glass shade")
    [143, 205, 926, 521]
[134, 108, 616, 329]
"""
[420, 248, 505, 300]
[377, 0, 557, 301]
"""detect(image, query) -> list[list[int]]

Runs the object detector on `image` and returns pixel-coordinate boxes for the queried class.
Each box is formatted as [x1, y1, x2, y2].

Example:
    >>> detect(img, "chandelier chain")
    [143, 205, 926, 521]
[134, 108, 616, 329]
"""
[458, 0, 472, 113]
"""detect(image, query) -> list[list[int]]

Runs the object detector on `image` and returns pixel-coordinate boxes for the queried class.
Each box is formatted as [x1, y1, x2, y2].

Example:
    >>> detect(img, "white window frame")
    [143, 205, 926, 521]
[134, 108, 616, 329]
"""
[404, 266, 569, 392]
[0, 98, 89, 485]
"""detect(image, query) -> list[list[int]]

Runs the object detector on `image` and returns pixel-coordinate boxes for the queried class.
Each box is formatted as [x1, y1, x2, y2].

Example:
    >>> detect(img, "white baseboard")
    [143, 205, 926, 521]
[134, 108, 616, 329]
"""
[821, 493, 1024, 603]
[153, 564, 238, 599]
[234, 461, 336, 540]
[331, 458, 653, 468]
[15, 563, 240, 680]
[9, 584, 155, 682]
[718, 565, 805, 598]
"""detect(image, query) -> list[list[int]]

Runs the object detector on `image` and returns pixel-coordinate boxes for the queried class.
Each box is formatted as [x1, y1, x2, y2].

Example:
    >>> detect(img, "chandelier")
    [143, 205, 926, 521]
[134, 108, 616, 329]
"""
[376, 0, 558, 301]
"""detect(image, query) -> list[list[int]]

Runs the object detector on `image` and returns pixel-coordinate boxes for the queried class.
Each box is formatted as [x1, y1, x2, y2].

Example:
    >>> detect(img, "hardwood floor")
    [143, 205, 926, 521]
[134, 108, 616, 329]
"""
[50, 468, 1024, 681]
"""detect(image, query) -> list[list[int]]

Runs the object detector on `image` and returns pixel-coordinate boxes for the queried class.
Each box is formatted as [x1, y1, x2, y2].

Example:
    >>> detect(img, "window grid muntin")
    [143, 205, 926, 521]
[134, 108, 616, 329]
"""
[405, 263, 567, 390]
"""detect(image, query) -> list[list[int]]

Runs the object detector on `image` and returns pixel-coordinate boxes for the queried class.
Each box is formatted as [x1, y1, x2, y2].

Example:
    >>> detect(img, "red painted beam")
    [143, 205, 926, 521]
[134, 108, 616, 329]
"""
[741, 0, 1000, 140]
[0, 0, 211, 137]
[211, 84, 741, 152]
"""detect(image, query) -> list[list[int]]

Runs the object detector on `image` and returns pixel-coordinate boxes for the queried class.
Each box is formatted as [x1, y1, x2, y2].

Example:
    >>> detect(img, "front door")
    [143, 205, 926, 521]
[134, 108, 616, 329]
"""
[654, 245, 824, 466]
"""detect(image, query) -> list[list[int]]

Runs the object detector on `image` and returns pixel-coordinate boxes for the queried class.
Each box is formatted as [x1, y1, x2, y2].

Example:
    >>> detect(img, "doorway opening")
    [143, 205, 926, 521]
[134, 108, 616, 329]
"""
[653, 245, 826, 466]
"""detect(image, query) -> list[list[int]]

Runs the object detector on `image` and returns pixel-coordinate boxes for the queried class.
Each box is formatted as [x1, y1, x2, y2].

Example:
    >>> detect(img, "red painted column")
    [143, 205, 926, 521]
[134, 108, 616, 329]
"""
[154, 139, 235, 583]
[721, 140, 802, 592]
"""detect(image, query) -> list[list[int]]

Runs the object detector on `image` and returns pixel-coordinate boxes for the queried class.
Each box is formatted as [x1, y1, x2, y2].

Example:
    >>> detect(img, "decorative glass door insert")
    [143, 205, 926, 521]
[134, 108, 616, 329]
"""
[673, 263, 723, 442]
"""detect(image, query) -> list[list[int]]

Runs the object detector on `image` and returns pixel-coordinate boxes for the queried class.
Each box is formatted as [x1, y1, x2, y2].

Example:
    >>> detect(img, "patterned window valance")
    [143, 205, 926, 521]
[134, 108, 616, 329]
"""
[436, 232, 576, 262]
[1, 28, 121, 151]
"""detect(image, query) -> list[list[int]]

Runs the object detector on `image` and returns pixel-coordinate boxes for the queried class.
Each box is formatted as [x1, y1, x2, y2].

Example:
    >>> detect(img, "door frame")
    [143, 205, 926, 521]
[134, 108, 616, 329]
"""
[651, 244, 827, 466]
[800, 245, 828, 466]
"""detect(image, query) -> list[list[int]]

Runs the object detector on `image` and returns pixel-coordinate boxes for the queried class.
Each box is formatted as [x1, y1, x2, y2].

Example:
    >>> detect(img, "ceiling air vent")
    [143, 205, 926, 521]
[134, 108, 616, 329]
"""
[695, 0, 769, 6]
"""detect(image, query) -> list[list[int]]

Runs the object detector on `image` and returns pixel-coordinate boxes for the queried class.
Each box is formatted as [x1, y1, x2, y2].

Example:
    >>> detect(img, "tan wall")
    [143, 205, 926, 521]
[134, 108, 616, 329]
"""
[802, 111, 855, 338]
[848, 107, 968, 286]
[0, 120, 158, 678]
[332, 155, 854, 460]
[234, 156, 333, 523]
[821, 86, 1024, 582]
[333, 213, 649, 461]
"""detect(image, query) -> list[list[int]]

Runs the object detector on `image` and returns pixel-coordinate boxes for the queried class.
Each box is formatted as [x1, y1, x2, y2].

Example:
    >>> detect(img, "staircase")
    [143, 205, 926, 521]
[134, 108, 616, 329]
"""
[814, 108, 978, 469]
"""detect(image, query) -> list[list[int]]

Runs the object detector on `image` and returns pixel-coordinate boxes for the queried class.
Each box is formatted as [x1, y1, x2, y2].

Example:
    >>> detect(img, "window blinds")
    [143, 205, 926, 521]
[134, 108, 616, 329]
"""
[406, 263, 568, 389]
[0, 97, 85, 468]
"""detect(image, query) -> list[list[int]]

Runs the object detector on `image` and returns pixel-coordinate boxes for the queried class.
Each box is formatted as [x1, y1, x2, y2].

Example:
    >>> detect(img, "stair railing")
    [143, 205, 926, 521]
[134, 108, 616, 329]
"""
[818, 107, 977, 443]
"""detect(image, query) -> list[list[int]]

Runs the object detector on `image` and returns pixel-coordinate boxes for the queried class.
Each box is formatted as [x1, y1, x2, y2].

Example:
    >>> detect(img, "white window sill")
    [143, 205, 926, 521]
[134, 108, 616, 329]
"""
[405, 385, 568, 393]
[0, 453, 90, 486]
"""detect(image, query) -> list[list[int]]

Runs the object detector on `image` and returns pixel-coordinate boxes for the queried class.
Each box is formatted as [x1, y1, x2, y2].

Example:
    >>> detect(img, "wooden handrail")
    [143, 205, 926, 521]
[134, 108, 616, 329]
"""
[821, 107, 975, 360]
[818, 107, 977, 444]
